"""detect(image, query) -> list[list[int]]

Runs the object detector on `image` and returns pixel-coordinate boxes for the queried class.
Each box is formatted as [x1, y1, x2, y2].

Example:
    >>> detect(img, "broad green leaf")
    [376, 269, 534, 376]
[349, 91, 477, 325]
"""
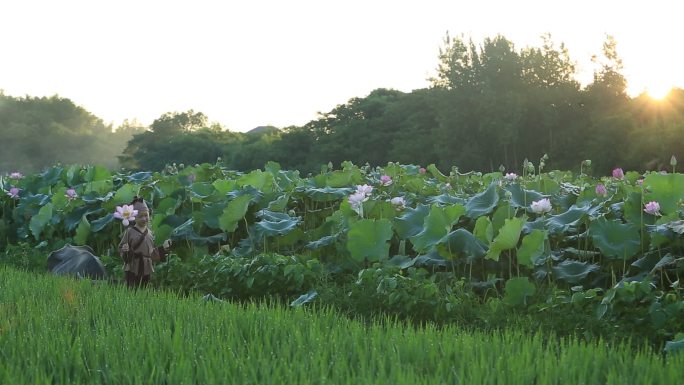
[125, 172, 152, 183]
[491, 202, 513, 237]
[393, 204, 430, 239]
[85, 180, 114, 195]
[264, 161, 281, 173]
[156, 197, 181, 216]
[50, 186, 71, 211]
[66, 165, 81, 186]
[486, 216, 526, 261]
[385, 255, 415, 269]
[465, 183, 499, 218]
[365, 200, 398, 221]
[112, 183, 140, 206]
[226, 186, 262, 204]
[664, 337, 684, 355]
[155, 179, 182, 198]
[38, 166, 63, 187]
[444, 204, 466, 224]
[238, 170, 270, 190]
[290, 290, 318, 307]
[410, 205, 450, 253]
[273, 228, 305, 247]
[81, 191, 114, 206]
[473, 216, 493, 244]
[631, 251, 663, 272]
[170, 218, 227, 245]
[524, 177, 560, 195]
[219, 194, 252, 232]
[426, 164, 447, 182]
[516, 229, 546, 267]
[504, 184, 545, 208]
[74, 214, 90, 245]
[254, 210, 301, 237]
[84, 165, 111, 182]
[306, 235, 338, 250]
[643, 173, 684, 214]
[623, 191, 652, 226]
[300, 186, 353, 202]
[436, 228, 487, 261]
[589, 217, 641, 259]
[504, 277, 536, 306]
[402, 178, 427, 194]
[29, 203, 53, 241]
[90, 214, 114, 233]
[212, 179, 237, 194]
[64, 206, 103, 231]
[346, 218, 393, 262]
[428, 194, 465, 205]
[648, 213, 680, 248]
[154, 224, 173, 245]
[267, 194, 290, 212]
[189, 182, 215, 200]
[552, 259, 599, 284]
[326, 169, 361, 187]
[545, 205, 598, 234]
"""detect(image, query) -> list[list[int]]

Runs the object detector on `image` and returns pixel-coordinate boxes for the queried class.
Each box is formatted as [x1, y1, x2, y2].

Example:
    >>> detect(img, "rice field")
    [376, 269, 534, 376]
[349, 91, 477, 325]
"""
[1, 266, 681, 385]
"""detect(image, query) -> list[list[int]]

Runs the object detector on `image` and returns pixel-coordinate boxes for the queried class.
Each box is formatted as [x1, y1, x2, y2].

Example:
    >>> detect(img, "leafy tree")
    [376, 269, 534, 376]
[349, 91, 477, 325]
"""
[120, 111, 237, 171]
[0, 93, 121, 172]
[150, 110, 208, 136]
[579, 35, 632, 173]
[268, 126, 317, 172]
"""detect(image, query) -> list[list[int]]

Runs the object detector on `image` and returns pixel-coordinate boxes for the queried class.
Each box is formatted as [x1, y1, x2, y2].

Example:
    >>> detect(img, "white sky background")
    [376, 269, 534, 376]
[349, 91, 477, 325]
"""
[0, 0, 682, 132]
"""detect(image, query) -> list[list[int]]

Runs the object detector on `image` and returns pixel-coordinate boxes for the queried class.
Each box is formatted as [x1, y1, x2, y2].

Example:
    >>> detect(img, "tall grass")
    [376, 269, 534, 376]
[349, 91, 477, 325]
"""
[1, 266, 681, 385]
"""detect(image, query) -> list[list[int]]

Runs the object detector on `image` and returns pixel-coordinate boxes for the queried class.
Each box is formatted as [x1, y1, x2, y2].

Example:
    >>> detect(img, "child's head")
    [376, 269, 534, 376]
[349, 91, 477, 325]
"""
[131, 196, 151, 225]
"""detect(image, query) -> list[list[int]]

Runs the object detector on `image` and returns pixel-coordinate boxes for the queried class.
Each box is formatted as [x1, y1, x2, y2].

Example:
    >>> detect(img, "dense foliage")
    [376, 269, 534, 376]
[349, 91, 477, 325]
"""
[2, 161, 684, 349]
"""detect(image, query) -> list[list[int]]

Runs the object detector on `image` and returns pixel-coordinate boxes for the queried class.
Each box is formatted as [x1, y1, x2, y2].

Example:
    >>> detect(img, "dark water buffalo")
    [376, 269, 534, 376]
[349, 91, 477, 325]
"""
[47, 244, 107, 279]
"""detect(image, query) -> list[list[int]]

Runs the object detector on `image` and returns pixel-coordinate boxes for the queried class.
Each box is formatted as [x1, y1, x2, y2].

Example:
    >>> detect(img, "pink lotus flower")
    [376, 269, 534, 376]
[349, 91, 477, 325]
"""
[530, 198, 552, 214]
[390, 196, 406, 210]
[595, 184, 607, 197]
[348, 192, 368, 215]
[9, 172, 23, 179]
[65, 188, 78, 200]
[380, 175, 393, 186]
[114, 204, 138, 226]
[637, 179, 644, 186]
[445, 183, 452, 189]
[504, 173, 518, 181]
[355, 184, 373, 196]
[7, 187, 20, 199]
[644, 201, 661, 216]
[188, 173, 196, 183]
[612, 168, 624, 179]
[419, 167, 427, 174]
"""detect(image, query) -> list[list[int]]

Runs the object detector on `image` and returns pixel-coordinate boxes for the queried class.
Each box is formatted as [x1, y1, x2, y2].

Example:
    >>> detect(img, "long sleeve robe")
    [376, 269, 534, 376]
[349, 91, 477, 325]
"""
[118, 226, 167, 276]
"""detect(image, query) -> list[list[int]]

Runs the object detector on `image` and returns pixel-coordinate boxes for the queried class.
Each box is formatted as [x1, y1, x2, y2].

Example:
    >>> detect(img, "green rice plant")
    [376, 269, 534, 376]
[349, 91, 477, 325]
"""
[1, 266, 682, 385]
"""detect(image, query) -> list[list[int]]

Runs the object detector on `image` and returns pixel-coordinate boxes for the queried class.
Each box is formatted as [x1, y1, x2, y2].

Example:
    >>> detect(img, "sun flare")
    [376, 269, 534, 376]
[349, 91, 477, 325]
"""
[646, 84, 672, 100]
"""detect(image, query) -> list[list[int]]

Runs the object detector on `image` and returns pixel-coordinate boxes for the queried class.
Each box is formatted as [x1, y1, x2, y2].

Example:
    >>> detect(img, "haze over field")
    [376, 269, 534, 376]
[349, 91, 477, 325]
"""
[0, 0, 681, 131]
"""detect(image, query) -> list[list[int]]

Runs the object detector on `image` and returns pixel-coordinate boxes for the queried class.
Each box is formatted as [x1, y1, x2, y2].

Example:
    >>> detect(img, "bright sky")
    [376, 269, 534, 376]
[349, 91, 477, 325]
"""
[1, 0, 682, 132]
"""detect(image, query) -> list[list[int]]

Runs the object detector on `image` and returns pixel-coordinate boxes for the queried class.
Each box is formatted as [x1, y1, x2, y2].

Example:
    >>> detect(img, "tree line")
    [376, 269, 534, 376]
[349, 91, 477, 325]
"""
[2, 34, 683, 176]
